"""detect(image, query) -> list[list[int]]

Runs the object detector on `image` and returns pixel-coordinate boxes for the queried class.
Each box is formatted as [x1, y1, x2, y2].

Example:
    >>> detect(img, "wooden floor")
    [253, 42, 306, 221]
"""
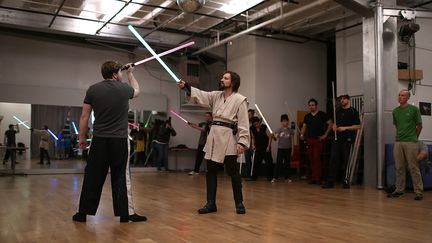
[0, 172, 431, 243]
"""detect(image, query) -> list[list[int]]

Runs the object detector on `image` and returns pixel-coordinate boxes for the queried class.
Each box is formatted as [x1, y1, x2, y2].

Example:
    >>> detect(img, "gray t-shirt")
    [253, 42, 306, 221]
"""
[84, 79, 134, 138]
[275, 127, 294, 149]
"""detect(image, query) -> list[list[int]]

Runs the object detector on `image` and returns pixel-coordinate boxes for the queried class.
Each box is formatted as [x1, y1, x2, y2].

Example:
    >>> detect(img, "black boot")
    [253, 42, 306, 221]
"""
[72, 212, 86, 222]
[235, 201, 246, 214]
[197, 202, 217, 214]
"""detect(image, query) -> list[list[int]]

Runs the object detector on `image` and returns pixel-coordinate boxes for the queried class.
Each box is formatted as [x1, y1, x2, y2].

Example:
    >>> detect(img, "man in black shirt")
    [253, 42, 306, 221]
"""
[73, 60, 146, 223]
[3, 124, 19, 164]
[154, 119, 176, 171]
[322, 94, 360, 189]
[301, 98, 332, 184]
[188, 112, 212, 175]
[248, 116, 273, 181]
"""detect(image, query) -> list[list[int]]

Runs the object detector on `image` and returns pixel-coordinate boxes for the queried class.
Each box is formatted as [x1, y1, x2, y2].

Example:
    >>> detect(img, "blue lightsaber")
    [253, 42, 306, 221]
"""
[47, 129, 59, 141]
[128, 25, 180, 83]
[72, 121, 79, 135]
[13, 116, 30, 129]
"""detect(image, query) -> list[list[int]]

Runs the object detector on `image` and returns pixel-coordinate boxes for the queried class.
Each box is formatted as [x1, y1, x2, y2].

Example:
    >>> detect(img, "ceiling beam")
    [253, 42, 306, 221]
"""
[333, 0, 373, 17]
[192, 0, 331, 55]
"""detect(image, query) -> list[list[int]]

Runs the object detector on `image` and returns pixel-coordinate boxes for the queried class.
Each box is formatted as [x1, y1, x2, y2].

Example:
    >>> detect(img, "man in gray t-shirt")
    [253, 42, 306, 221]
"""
[73, 60, 146, 223]
[272, 114, 294, 182]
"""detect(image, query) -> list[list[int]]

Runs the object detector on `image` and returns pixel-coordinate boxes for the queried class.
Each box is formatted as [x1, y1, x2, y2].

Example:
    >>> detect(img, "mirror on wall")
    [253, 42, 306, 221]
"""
[0, 102, 167, 173]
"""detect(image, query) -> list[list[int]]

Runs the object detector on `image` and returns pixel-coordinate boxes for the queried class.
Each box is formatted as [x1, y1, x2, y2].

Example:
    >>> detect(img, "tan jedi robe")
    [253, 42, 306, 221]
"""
[33, 129, 50, 150]
[189, 87, 250, 163]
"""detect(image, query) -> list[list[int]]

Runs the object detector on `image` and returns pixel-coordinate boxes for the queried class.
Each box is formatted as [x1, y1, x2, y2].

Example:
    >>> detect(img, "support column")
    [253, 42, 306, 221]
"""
[362, 0, 397, 188]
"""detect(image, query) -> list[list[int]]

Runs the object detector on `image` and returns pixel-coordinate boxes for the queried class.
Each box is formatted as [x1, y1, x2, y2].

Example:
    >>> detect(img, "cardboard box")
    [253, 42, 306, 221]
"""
[398, 69, 423, 81]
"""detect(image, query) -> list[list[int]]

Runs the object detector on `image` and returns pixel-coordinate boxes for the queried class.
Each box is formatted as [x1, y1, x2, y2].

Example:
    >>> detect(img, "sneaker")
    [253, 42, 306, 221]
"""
[343, 182, 350, 189]
[322, 182, 334, 189]
[387, 191, 404, 198]
[235, 202, 246, 214]
[270, 178, 276, 183]
[198, 203, 217, 214]
[120, 213, 147, 223]
[285, 178, 292, 183]
[72, 212, 86, 222]
[188, 171, 196, 175]
[414, 193, 423, 201]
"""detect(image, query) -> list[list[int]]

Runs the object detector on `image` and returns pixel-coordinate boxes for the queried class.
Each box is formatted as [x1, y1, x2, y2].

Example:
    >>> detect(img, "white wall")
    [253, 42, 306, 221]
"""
[255, 37, 327, 133]
[229, 35, 327, 154]
[0, 33, 167, 111]
[227, 36, 257, 107]
[336, 24, 363, 96]
[0, 103, 31, 159]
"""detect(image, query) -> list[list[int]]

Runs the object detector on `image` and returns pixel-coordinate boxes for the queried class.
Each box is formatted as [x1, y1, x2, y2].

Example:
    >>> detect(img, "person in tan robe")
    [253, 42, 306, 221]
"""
[178, 70, 250, 214]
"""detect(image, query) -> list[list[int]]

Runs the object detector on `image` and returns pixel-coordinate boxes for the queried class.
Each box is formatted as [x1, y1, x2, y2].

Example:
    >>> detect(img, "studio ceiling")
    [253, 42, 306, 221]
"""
[0, 0, 431, 54]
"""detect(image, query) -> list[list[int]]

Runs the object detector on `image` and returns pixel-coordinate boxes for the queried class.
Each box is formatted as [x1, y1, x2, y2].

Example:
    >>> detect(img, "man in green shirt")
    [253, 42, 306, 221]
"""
[389, 89, 423, 200]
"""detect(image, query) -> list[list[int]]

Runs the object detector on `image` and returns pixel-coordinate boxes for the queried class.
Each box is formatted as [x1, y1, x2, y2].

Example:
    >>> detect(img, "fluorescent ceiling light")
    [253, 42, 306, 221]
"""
[219, 0, 264, 15]
[80, 0, 148, 22]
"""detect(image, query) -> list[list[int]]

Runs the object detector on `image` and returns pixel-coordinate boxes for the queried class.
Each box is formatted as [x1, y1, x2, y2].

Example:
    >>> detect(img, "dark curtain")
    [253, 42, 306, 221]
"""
[31, 105, 82, 159]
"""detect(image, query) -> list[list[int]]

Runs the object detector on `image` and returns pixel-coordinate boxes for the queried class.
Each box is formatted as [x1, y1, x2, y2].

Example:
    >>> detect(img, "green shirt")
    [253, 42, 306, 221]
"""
[393, 104, 422, 142]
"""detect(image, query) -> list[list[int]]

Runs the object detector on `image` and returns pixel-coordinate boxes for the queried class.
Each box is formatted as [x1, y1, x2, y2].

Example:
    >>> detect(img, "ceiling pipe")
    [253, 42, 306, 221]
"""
[191, 0, 331, 55]
[96, 0, 133, 34]
[48, 0, 66, 28]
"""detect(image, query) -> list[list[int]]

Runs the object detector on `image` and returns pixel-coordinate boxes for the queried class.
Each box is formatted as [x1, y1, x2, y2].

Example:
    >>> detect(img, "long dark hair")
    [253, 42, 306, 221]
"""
[224, 70, 240, 92]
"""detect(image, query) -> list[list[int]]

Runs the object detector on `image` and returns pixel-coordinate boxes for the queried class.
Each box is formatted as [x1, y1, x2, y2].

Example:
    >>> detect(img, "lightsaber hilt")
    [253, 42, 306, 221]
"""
[121, 63, 135, 71]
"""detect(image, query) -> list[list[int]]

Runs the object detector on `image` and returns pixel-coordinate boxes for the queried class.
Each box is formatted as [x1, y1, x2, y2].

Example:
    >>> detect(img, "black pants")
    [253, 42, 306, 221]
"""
[40, 148, 50, 164]
[193, 144, 205, 173]
[77, 137, 133, 216]
[136, 151, 146, 165]
[274, 148, 292, 179]
[325, 140, 353, 183]
[206, 156, 243, 204]
[251, 149, 273, 180]
[3, 143, 15, 162]
[243, 148, 253, 177]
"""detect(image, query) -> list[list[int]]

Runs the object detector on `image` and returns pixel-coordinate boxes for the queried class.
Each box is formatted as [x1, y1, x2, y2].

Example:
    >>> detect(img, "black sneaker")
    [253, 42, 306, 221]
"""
[235, 202, 246, 214]
[72, 212, 86, 222]
[414, 193, 423, 200]
[343, 182, 350, 189]
[387, 191, 404, 198]
[321, 182, 334, 189]
[197, 203, 217, 214]
[120, 213, 147, 223]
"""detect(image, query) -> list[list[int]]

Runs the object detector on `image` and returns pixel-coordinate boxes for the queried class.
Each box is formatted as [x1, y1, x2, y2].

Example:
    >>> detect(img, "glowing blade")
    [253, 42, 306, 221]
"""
[47, 129, 59, 141]
[254, 104, 273, 134]
[128, 122, 140, 129]
[144, 114, 152, 128]
[13, 116, 30, 129]
[134, 41, 195, 67]
[72, 121, 79, 135]
[128, 25, 180, 82]
[170, 110, 188, 124]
